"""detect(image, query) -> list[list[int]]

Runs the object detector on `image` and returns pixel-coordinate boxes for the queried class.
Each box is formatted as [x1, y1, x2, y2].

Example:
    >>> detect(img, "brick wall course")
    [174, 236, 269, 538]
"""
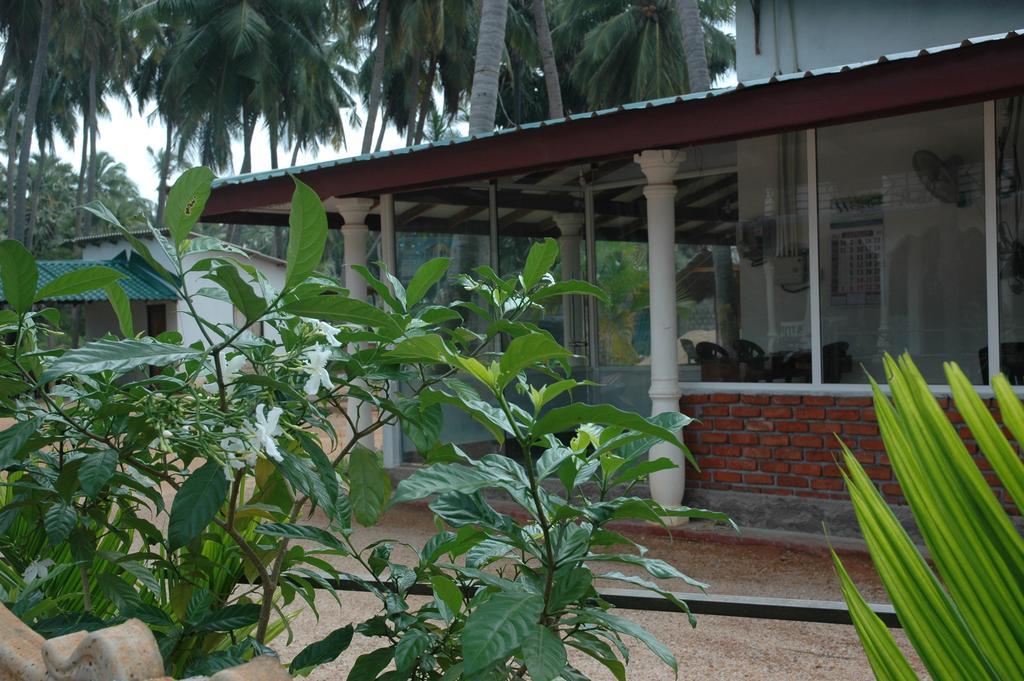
[680, 391, 1019, 511]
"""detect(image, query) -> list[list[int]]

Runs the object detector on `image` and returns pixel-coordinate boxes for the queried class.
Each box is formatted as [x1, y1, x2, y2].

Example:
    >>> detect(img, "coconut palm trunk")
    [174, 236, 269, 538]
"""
[361, 0, 389, 154]
[73, 117, 88, 240]
[676, 0, 711, 91]
[156, 121, 173, 227]
[12, 0, 52, 243]
[84, 60, 99, 234]
[531, 0, 563, 119]
[5, 77, 22, 233]
[468, 0, 509, 135]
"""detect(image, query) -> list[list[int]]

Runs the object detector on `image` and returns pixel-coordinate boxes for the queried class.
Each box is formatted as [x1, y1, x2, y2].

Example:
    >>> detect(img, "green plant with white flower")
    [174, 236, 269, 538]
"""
[0, 168, 723, 679]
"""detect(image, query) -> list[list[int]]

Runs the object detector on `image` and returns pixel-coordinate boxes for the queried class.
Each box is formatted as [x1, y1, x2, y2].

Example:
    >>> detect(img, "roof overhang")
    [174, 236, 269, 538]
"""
[203, 31, 1024, 226]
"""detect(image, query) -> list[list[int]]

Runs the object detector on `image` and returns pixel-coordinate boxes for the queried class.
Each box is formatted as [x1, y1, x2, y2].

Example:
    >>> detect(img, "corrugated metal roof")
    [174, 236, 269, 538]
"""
[212, 29, 1024, 190]
[1, 258, 178, 303]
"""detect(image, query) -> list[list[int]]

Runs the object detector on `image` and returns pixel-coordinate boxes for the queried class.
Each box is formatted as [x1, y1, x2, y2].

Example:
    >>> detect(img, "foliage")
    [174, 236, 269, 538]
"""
[0, 168, 717, 679]
[834, 354, 1024, 681]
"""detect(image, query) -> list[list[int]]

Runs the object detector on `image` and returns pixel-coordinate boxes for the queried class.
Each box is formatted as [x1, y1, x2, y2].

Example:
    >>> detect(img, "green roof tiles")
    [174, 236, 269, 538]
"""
[0, 257, 178, 303]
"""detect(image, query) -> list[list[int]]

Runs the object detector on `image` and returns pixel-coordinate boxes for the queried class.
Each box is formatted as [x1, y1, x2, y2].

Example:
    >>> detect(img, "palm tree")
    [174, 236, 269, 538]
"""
[360, 0, 390, 154]
[468, 0, 509, 135]
[676, 0, 711, 91]
[11, 0, 52, 244]
[556, 0, 734, 110]
[531, 0, 563, 119]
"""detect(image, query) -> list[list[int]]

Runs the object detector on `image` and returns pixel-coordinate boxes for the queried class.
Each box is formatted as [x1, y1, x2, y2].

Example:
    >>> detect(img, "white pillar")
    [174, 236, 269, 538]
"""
[636, 149, 686, 511]
[338, 197, 376, 448]
[555, 213, 584, 353]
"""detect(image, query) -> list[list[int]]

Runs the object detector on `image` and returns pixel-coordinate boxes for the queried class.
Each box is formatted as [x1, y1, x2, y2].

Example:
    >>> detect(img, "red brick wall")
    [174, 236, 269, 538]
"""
[680, 392, 1016, 511]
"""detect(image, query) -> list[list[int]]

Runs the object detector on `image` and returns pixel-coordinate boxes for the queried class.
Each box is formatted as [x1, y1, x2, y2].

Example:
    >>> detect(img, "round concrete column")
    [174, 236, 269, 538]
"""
[337, 197, 376, 447]
[635, 149, 686, 512]
[554, 213, 584, 352]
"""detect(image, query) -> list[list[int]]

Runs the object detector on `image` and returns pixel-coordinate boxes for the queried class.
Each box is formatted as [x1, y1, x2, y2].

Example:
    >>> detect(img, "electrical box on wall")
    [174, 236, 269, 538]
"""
[776, 254, 807, 287]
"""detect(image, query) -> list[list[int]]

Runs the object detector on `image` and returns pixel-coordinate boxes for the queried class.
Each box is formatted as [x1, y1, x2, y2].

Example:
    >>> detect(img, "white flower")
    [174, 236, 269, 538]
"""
[249, 404, 284, 462]
[23, 559, 54, 583]
[202, 353, 247, 394]
[302, 344, 335, 396]
[305, 318, 343, 347]
[220, 427, 258, 473]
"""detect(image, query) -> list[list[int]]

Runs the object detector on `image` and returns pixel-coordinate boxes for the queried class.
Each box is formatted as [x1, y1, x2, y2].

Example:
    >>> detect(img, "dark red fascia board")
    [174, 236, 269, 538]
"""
[204, 35, 1024, 223]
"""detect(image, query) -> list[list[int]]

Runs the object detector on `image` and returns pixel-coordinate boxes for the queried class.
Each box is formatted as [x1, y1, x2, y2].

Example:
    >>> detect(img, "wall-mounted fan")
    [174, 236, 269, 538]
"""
[913, 150, 965, 205]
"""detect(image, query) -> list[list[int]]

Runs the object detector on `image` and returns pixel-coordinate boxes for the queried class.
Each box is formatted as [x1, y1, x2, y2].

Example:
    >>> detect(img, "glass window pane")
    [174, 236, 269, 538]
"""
[817, 104, 986, 384]
[677, 133, 811, 384]
[996, 97, 1024, 384]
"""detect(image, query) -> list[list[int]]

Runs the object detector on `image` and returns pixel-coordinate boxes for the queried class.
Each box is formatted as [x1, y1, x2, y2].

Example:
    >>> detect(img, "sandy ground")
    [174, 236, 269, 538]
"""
[271, 505, 927, 680]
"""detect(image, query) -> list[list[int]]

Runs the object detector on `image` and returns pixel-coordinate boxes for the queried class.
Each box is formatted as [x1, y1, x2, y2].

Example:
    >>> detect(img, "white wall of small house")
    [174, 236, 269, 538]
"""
[735, 1, 1024, 82]
[80, 238, 287, 347]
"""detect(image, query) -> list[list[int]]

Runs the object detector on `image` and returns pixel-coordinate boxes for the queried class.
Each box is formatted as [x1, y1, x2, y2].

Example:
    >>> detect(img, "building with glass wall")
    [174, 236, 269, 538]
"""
[202, 27, 1024, 530]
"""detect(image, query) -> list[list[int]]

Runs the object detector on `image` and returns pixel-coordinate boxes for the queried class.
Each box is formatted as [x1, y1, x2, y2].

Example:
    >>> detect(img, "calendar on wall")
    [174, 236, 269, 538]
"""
[829, 195, 883, 306]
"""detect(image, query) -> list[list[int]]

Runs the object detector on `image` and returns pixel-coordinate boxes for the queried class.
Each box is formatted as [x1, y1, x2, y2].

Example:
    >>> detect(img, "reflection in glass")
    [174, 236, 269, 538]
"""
[997, 96, 1024, 384]
[818, 105, 986, 384]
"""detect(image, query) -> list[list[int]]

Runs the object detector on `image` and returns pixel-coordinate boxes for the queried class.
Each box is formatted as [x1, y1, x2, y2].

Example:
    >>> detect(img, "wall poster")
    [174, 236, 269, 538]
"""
[829, 194, 883, 306]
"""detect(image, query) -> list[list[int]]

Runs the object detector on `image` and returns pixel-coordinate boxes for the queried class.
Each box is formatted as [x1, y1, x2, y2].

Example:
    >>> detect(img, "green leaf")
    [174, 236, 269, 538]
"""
[394, 629, 431, 673]
[521, 625, 567, 681]
[399, 402, 442, 453]
[348, 448, 391, 526]
[290, 625, 354, 674]
[45, 503, 76, 545]
[405, 257, 450, 307]
[832, 551, 918, 681]
[0, 240, 37, 314]
[285, 177, 328, 290]
[346, 648, 393, 681]
[430, 574, 463, 615]
[599, 572, 695, 625]
[0, 418, 39, 469]
[255, 523, 348, 552]
[391, 464, 492, 505]
[42, 339, 203, 382]
[497, 333, 571, 388]
[585, 552, 708, 591]
[578, 609, 677, 674]
[535, 404, 693, 465]
[165, 167, 215, 246]
[78, 450, 118, 497]
[521, 238, 558, 290]
[532, 279, 610, 304]
[193, 603, 261, 632]
[385, 335, 449, 363]
[462, 591, 544, 675]
[168, 460, 228, 551]
[81, 203, 177, 284]
[282, 295, 394, 330]
[104, 283, 134, 337]
[36, 266, 124, 301]
[205, 265, 267, 323]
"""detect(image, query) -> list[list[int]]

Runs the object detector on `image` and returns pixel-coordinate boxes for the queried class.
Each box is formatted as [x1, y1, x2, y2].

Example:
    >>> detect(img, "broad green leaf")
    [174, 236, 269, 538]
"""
[430, 574, 463, 615]
[346, 648, 393, 681]
[255, 523, 348, 552]
[104, 283, 134, 337]
[168, 460, 228, 551]
[285, 177, 328, 290]
[385, 334, 448, 363]
[205, 265, 267, 323]
[97, 574, 141, 611]
[405, 257, 450, 307]
[578, 609, 676, 674]
[462, 591, 544, 675]
[585, 552, 708, 590]
[567, 632, 626, 681]
[497, 333, 571, 387]
[348, 448, 391, 526]
[193, 603, 261, 632]
[44, 503, 76, 545]
[165, 167, 215, 246]
[534, 404, 693, 466]
[36, 266, 123, 301]
[78, 450, 118, 497]
[521, 625, 567, 681]
[0, 240, 37, 314]
[399, 402, 442, 453]
[832, 551, 917, 681]
[42, 339, 202, 382]
[521, 238, 559, 290]
[290, 625, 354, 675]
[394, 629, 431, 673]
[391, 464, 492, 505]
[599, 571, 695, 626]
[0, 418, 39, 469]
[282, 295, 394, 330]
[352, 264, 403, 312]
[532, 279, 610, 304]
